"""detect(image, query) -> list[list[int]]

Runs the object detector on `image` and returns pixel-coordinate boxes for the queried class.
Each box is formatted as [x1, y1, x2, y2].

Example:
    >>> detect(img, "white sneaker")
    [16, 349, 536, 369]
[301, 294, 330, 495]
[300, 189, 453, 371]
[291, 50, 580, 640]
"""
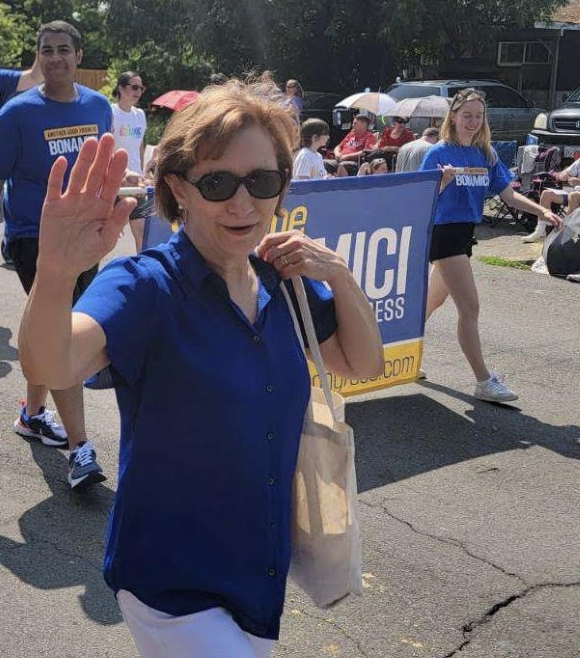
[474, 373, 518, 403]
[522, 226, 546, 243]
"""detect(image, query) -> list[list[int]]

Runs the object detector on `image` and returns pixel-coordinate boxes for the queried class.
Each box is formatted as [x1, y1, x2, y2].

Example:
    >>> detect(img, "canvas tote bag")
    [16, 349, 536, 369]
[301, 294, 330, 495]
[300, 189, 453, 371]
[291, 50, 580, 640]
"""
[281, 277, 362, 608]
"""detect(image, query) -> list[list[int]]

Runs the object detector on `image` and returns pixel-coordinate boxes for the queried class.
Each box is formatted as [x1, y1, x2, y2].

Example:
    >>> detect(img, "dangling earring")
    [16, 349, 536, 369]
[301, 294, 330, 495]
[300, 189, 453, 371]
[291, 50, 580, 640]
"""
[178, 205, 189, 224]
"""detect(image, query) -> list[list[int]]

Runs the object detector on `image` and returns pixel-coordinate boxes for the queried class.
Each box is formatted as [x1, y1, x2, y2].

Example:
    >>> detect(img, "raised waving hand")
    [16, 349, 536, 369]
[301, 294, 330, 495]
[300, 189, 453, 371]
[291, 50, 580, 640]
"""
[37, 134, 137, 279]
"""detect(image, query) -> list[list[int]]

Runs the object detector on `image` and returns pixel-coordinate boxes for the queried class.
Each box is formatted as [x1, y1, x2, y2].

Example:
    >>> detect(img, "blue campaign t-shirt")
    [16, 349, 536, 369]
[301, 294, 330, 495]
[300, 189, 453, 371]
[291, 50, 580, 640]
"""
[0, 85, 112, 244]
[0, 68, 21, 106]
[419, 142, 513, 225]
[74, 228, 337, 640]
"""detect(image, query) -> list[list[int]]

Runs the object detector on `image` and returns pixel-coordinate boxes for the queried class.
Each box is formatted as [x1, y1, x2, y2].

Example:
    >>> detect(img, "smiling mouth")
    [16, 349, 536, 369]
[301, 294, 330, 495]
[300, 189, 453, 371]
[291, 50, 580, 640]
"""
[223, 225, 255, 234]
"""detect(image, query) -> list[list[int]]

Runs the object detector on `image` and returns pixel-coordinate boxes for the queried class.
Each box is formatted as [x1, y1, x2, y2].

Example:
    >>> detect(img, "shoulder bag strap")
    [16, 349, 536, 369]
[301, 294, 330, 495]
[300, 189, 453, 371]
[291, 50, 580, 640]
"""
[281, 277, 338, 423]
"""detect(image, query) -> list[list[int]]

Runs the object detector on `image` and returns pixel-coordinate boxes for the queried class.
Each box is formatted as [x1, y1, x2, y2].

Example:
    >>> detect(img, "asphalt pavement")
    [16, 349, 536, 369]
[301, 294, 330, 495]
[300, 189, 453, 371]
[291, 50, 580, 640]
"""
[0, 229, 579, 657]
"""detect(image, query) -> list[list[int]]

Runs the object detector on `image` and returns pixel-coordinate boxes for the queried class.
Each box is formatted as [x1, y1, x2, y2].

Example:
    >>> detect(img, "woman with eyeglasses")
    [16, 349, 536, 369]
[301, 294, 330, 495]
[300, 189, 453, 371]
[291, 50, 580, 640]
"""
[18, 80, 383, 657]
[111, 70, 148, 251]
[419, 88, 561, 402]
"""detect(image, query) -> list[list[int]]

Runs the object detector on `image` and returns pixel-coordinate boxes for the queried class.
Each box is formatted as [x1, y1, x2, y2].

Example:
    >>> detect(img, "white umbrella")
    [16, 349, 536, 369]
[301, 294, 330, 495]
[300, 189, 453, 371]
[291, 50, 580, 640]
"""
[383, 95, 452, 119]
[336, 92, 397, 116]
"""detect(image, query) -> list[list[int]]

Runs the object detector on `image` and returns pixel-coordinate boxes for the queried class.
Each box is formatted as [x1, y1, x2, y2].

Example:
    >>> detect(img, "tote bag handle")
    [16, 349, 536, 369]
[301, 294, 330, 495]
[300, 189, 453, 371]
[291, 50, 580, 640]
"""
[281, 277, 339, 424]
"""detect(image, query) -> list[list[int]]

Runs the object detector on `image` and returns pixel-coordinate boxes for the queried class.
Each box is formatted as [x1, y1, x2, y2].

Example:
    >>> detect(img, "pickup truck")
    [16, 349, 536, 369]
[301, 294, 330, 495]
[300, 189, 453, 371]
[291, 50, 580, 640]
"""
[532, 85, 580, 163]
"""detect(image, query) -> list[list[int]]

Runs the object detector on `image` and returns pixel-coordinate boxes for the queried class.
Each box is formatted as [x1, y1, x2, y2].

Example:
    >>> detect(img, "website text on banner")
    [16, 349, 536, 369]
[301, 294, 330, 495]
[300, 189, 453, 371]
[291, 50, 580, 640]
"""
[143, 171, 441, 396]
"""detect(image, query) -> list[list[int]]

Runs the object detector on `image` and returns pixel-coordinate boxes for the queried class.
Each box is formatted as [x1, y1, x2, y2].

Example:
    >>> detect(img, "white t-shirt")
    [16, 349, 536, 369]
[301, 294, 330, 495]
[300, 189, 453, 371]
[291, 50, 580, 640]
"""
[293, 148, 326, 180]
[567, 158, 580, 190]
[111, 103, 147, 174]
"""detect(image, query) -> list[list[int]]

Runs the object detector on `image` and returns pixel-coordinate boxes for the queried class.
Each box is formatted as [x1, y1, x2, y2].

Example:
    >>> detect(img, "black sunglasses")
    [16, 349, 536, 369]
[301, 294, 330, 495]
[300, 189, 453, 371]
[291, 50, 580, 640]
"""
[179, 169, 287, 202]
[393, 117, 408, 124]
[124, 83, 145, 92]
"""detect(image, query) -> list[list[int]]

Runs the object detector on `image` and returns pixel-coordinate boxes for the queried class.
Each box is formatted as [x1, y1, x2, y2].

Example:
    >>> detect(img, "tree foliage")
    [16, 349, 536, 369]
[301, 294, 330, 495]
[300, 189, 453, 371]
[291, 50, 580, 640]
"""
[381, 0, 569, 62]
[0, 0, 570, 92]
[0, 2, 28, 66]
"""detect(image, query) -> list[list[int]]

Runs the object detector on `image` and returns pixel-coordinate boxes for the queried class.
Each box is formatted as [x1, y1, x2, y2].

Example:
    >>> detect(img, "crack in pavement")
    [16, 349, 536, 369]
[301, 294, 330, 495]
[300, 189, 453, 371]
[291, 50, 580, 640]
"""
[440, 581, 580, 657]
[361, 499, 528, 586]
[361, 499, 580, 657]
[292, 607, 369, 657]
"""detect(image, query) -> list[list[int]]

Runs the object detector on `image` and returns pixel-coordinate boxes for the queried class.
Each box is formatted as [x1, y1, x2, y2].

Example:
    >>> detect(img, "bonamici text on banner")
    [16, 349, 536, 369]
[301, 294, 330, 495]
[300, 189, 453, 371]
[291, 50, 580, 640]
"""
[271, 171, 440, 396]
[143, 170, 440, 396]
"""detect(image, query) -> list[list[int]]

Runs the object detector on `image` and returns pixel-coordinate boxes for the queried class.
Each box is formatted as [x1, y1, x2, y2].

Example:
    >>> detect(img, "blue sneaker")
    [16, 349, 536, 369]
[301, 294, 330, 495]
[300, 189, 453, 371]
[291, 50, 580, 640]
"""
[68, 440, 106, 490]
[14, 404, 68, 448]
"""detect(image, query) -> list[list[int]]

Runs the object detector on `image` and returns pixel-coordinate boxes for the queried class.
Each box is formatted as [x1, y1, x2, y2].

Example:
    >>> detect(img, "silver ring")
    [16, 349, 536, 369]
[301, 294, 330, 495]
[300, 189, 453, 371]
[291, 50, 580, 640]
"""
[281, 255, 289, 266]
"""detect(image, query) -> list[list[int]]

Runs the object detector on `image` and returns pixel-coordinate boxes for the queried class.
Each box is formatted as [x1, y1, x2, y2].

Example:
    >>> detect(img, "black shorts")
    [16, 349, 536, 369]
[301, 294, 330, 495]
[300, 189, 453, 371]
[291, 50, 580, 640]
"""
[323, 159, 359, 176]
[9, 238, 98, 304]
[429, 222, 476, 263]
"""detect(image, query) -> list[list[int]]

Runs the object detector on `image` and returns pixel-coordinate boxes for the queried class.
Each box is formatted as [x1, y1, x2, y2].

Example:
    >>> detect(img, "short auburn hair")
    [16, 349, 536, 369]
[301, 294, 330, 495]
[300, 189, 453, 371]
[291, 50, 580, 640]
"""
[155, 79, 298, 220]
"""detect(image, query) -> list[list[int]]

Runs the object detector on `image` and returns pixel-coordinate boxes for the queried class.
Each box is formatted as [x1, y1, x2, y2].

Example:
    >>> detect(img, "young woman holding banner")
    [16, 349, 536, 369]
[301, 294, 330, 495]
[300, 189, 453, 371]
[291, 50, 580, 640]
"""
[18, 79, 382, 657]
[419, 88, 561, 402]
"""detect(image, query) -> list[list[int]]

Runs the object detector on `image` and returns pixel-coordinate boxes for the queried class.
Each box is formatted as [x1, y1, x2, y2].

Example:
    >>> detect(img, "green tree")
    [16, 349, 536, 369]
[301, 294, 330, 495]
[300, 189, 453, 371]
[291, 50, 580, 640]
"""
[380, 0, 569, 65]
[105, 0, 213, 99]
[0, 2, 30, 66]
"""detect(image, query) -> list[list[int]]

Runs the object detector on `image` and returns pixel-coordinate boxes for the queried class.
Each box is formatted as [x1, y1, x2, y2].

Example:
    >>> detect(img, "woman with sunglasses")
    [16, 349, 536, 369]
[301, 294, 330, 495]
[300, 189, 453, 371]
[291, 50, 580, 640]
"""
[18, 80, 383, 657]
[365, 116, 414, 171]
[419, 88, 561, 402]
[111, 71, 148, 251]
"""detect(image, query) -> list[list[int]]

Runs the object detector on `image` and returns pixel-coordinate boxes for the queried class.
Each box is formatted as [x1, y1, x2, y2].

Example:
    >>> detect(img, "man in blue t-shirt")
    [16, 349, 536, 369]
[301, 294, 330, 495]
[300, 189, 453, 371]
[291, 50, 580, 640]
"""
[0, 20, 112, 490]
[0, 57, 44, 106]
[0, 58, 44, 256]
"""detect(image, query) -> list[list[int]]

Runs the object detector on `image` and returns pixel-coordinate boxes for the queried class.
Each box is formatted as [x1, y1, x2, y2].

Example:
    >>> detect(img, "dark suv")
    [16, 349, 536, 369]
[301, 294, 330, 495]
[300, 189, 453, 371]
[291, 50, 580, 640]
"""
[532, 85, 580, 162]
[386, 79, 543, 143]
[301, 91, 346, 144]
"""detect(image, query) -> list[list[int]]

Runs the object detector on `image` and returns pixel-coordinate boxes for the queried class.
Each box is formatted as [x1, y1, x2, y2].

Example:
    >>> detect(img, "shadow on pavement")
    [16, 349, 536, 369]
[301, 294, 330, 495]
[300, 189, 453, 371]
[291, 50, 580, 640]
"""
[0, 326, 18, 378]
[349, 383, 580, 494]
[0, 438, 121, 625]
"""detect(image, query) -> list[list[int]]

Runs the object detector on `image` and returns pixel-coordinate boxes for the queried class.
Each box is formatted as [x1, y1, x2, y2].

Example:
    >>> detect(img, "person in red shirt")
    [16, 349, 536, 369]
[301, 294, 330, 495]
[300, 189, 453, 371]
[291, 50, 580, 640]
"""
[324, 115, 376, 176]
[365, 116, 414, 170]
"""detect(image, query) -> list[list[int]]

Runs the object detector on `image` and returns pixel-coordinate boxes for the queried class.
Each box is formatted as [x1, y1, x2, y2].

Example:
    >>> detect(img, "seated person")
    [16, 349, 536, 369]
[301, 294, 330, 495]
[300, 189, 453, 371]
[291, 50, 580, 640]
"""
[523, 158, 580, 243]
[293, 118, 330, 180]
[396, 127, 439, 172]
[324, 115, 376, 176]
[358, 158, 388, 176]
[365, 116, 414, 170]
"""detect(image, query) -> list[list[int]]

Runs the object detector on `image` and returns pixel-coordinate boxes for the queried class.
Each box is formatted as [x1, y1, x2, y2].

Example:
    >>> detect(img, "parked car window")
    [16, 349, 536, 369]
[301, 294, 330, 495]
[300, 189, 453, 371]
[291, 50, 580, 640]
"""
[485, 86, 528, 108]
[302, 92, 344, 110]
[565, 86, 580, 103]
[386, 84, 441, 99]
[450, 85, 528, 109]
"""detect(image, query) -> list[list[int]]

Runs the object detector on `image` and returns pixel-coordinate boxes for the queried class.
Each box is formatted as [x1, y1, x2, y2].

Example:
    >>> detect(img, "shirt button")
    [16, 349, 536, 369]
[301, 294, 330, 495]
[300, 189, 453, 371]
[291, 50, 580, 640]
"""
[266, 432, 274, 441]
[268, 568, 276, 577]
[253, 335, 261, 343]
[268, 477, 275, 485]
[266, 384, 274, 393]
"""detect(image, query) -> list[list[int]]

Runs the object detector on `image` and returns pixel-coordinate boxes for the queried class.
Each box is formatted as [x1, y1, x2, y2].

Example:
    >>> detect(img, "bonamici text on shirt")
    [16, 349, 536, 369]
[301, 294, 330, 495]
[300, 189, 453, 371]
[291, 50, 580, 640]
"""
[43, 124, 99, 156]
[454, 167, 489, 187]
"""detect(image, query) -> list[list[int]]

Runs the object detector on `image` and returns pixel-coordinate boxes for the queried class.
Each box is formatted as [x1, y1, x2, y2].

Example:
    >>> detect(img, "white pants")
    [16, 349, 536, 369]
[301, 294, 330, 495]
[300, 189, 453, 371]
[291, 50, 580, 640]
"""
[118, 590, 275, 658]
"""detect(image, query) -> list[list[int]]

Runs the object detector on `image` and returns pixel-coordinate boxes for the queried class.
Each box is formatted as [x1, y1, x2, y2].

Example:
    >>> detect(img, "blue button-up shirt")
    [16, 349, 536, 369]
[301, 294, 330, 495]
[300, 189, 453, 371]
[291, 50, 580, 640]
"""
[74, 228, 337, 639]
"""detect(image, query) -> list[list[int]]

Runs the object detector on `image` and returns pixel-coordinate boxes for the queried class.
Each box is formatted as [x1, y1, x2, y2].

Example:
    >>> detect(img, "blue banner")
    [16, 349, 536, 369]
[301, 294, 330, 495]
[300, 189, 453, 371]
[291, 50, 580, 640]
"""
[143, 171, 440, 395]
